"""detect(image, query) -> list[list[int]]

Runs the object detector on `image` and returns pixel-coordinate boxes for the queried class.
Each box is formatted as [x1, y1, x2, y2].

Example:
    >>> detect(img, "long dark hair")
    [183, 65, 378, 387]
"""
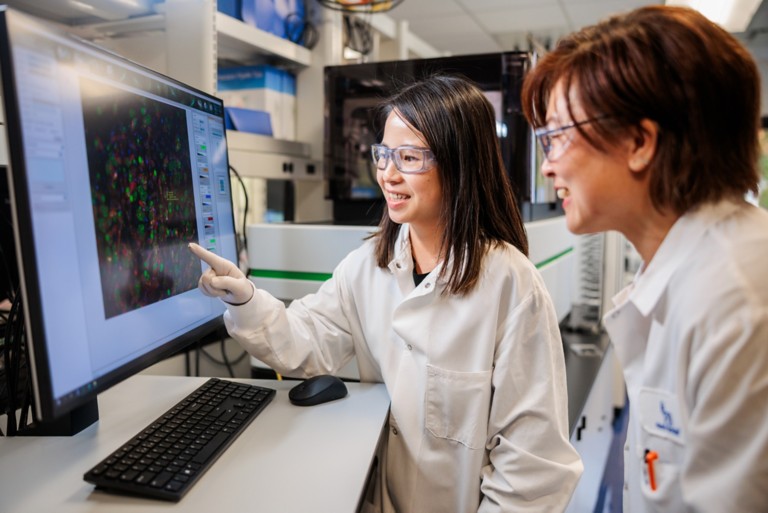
[373, 75, 527, 296]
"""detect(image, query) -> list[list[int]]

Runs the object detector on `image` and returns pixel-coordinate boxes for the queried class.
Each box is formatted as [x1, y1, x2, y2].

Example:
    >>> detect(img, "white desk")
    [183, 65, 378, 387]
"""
[0, 375, 390, 513]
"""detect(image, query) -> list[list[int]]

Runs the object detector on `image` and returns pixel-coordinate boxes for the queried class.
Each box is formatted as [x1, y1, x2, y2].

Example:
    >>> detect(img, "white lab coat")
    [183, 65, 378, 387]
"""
[603, 199, 768, 512]
[224, 224, 582, 512]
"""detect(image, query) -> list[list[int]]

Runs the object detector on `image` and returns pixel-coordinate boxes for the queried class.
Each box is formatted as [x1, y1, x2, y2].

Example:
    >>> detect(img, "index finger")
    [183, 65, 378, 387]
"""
[188, 242, 233, 275]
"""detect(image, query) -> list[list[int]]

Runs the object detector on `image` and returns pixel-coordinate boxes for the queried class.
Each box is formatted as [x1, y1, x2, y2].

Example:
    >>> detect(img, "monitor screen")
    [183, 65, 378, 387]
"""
[0, 7, 237, 429]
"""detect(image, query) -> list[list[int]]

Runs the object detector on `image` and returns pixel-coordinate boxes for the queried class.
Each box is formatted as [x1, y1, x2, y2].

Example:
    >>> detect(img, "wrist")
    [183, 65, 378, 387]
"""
[223, 280, 255, 306]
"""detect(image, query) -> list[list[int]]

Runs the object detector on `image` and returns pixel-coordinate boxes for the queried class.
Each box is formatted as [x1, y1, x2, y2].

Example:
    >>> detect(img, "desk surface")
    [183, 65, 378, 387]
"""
[0, 375, 390, 513]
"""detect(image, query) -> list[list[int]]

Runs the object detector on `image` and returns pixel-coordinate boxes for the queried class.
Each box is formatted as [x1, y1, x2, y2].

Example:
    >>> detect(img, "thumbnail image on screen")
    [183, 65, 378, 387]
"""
[81, 77, 200, 319]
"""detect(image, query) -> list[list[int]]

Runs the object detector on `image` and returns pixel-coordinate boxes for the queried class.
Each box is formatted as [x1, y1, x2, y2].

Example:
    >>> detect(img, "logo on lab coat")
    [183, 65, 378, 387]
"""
[639, 388, 686, 443]
[656, 401, 680, 436]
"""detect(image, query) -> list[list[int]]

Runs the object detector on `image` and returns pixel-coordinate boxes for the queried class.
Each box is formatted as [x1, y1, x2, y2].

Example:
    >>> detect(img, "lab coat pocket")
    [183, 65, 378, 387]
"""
[637, 387, 686, 511]
[425, 364, 491, 450]
[636, 434, 685, 511]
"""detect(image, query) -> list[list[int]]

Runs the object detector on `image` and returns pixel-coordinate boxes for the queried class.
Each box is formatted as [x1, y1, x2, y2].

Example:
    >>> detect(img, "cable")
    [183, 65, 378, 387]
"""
[10, 290, 26, 433]
[285, 1, 319, 50]
[2, 285, 26, 435]
[219, 338, 234, 378]
[200, 340, 234, 378]
[343, 14, 373, 55]
[2, 289, 17, 435]
[229, 164, 249, 262]
[199, 339, 249, 378]
[195, 340, 201, 377]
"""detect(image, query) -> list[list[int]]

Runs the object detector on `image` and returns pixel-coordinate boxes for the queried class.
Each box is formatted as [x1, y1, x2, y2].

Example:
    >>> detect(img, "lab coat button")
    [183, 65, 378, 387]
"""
[392, 427, 398, 435]
[406, 344, 413, 351]
[425, 282, 431, 289]
[396, 263, 402, 269]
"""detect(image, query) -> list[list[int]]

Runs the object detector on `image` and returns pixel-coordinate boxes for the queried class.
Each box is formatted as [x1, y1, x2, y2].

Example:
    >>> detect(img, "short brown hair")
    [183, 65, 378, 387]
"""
[522, 6, 761, 215]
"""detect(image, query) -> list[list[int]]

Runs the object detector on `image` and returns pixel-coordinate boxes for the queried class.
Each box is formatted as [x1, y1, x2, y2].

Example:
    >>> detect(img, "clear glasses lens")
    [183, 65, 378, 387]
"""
[371, 144, 433, 174]
[535, 116, 608, 162]
[535, 127, 573, 162]
[371, 144, 389, 168]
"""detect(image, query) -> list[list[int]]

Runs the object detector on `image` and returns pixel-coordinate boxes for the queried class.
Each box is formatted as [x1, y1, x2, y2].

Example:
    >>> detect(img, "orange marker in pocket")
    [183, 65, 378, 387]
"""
[645, 450, 659, 491]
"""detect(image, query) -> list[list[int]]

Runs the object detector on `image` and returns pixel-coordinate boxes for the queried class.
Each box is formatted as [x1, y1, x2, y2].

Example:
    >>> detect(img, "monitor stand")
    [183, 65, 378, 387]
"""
[17, 399, 98, 436]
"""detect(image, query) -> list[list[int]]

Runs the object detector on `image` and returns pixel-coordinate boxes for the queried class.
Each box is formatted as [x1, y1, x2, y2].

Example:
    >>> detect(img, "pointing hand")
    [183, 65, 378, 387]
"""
[188, 243, 254, 305]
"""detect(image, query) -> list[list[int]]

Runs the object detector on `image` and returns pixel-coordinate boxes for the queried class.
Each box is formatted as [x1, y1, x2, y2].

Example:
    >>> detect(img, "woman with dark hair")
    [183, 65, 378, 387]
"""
[522, 5, 768, 512]
[190, 75, 582, 511]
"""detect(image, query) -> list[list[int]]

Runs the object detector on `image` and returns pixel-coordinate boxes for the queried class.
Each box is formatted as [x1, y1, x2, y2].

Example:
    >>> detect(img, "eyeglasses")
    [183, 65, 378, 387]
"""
[371, 144, 436, 174]
[534, 117, 605, 162]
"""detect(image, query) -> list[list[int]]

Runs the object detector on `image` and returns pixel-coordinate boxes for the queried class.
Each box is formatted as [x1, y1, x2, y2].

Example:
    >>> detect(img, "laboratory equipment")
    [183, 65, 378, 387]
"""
[324, 52, 562, 225]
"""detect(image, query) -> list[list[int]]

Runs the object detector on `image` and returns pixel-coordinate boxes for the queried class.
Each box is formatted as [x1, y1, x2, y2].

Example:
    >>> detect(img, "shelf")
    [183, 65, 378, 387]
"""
[72, 14, 166, 39]
[227, 131, 311, 158]
[74, 11, 312, 70]
[226, 130, 320, 181]
[216, 13, 311, 69]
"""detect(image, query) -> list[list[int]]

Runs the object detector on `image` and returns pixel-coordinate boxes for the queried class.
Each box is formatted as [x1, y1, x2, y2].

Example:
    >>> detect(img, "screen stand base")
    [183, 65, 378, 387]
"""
[17, 399, 98, 436]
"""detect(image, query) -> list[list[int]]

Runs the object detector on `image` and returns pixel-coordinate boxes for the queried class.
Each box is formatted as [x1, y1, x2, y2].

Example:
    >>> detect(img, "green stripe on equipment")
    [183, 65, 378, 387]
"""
[249, 269, 333, 282]
[535, 247, 573, 269]
[249, 246, 572, 282]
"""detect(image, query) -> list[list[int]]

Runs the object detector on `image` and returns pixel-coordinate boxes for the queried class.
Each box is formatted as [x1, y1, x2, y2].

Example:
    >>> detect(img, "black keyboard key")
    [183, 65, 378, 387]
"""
[149, 472, 173, 488]
[165, 480, 184, 492]
[219, 408, 236, 423]
[120, 470, 140, 482]
[192, 431, 229, 464]
[135, 471, 156, 485]
[83, 378, 275, 501]
[89, 464, 108, 476]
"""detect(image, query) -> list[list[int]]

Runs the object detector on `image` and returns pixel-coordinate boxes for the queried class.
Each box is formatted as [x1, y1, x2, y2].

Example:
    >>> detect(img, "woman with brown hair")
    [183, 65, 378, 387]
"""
[522, 6, 768, 512]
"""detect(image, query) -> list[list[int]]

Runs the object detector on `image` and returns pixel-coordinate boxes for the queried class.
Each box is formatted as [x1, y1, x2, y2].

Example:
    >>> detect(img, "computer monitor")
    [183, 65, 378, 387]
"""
[0, 6, 238, 434]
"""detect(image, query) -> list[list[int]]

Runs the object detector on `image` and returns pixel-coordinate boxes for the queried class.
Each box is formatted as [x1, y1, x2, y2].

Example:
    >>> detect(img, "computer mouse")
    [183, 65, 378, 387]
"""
[288, 374, 348, 406]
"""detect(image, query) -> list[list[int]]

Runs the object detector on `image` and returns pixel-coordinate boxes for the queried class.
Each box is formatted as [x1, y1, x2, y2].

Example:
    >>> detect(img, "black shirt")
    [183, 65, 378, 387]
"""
[413, 269, 429, 287]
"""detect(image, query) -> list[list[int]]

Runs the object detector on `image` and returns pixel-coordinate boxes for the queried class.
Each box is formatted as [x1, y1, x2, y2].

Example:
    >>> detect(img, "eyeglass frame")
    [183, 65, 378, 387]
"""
[534, 116, 608, 162]
[370, 143, 436, 174]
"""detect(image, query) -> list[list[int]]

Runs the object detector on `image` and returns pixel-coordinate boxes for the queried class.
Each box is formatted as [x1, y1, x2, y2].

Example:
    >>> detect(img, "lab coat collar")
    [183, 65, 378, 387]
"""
[619, 199, 742, 317]
[387, 223, 413, 275]
[387, 224, 449, 295]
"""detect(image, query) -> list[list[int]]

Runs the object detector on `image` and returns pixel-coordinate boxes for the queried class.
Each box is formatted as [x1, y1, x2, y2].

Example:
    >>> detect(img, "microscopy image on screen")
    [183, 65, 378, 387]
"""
[81, 77, 200, 319]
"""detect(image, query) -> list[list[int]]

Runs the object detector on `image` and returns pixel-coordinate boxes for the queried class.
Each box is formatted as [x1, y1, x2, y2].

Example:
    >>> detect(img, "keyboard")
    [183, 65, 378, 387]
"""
[84, 377, 275, 501]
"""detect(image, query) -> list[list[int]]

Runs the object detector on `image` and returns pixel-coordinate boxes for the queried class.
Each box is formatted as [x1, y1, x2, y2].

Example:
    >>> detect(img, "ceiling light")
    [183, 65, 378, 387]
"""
[316, 0, 404, 14]
[69, 0, 96, 12]
[666, 0, 762, 32]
